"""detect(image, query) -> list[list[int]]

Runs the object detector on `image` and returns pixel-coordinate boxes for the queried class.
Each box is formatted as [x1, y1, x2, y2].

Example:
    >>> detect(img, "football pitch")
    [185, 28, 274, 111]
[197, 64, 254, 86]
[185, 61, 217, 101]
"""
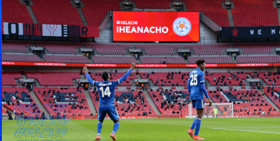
[3, 117, 280, 141]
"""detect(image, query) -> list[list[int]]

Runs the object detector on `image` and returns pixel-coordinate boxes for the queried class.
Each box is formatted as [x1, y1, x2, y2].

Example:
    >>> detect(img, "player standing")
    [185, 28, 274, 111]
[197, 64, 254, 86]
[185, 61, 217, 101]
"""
[187, 59, 212, 140]
[83, 60, 136, 140]
[213, 108, 218, 118]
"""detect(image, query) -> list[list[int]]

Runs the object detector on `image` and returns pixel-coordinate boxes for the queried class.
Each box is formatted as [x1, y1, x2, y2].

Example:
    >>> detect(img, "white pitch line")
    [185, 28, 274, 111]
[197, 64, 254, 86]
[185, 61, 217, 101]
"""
[212, 128, 280, 134]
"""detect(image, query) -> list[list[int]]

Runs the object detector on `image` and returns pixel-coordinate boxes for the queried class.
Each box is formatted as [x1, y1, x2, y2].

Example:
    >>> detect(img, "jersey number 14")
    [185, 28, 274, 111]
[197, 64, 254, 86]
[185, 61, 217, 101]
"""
[99, 87, 111, 97]
[190, 74, 198, 86]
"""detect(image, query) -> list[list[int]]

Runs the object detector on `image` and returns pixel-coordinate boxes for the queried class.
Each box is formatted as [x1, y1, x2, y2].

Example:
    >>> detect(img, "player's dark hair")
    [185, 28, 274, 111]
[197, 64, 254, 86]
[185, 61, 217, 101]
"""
[196, 59, 205, 66]
[102, 71, 109, 80]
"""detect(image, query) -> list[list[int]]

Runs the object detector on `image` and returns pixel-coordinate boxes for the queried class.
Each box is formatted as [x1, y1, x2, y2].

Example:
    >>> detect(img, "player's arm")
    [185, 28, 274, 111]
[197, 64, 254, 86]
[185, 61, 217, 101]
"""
[114, 60, 136, 86]
[83, 65, 96, 85]
[199, 73, 212, 106]
[187, 78, 191, 93]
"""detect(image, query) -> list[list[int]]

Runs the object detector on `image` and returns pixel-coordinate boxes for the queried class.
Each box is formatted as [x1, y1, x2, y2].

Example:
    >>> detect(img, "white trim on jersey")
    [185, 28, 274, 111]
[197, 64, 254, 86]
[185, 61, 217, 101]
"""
[200, 81, 205, 83]
[118, 79, 120, 84]
[202, 100, 205, 109]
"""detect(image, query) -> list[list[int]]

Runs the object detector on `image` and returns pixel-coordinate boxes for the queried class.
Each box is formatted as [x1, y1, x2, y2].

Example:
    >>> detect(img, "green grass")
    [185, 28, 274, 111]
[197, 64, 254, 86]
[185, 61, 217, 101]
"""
[3, 117, 280, 141]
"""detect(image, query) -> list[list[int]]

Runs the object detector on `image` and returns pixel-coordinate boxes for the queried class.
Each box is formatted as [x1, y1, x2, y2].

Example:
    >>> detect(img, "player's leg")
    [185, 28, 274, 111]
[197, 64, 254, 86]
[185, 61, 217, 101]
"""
[188, 100, 196, 138]
[96, 107, 106, 140]
[193, 100, 205, 140]
[108, 106, 119, 140]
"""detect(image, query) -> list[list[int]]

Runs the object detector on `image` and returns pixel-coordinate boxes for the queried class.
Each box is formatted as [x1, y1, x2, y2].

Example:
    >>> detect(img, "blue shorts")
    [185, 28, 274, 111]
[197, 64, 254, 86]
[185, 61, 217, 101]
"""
[192, 100, 205, 109]
[98, 105, 119, 122]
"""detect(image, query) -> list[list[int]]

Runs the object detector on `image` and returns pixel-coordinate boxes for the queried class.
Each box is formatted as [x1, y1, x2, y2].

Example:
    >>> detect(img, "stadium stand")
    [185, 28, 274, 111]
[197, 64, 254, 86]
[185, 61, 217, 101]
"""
[26, 72, 80, 86]
[140, 72, 189, 86]
[131, 0, 171, 9]
[219, 90, 279, 115]
[37, 43, 81, 54]
[189, 56, 233, 63]
[2, 72, 22, 86]
[2, 87, 42, 117]
[205, 72, 247, 86]
[231, 0, 279, 26]
[263, 87, 280, 109]
[184, 0, 229, 27]
[2, 54, 41, 62]
[140, 56, 185, 64]
[82, 0, 121, 26]
[34, 87, 91, 116]
[237, 55, 280, 63]
[2, 108, 8, 115]
[92, 56, 137, 64]
[148, 90, 193, 115]
[86, 72, 137, 86]
[43, 55, 89, 63]
[2, 42, 30, 53]
[2, 0, 280, 120]
[187, 44, 229, 55]
[31, 0, 83, 25]
[236, 44, 277, 55]
[136, 45, 181, 55]
[90, 90, 156, 116]
[91, 44, 131, 55]
[2, 0, 33, 23]
[249, 72, 280, 86]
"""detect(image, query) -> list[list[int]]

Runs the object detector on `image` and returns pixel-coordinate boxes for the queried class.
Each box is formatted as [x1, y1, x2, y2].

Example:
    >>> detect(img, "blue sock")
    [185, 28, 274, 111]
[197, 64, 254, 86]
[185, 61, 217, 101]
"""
[97, 122, 103, 136]
[194, 118, 201, 136]
[190, 117, 196, 130]
[112, 122, 120, 135]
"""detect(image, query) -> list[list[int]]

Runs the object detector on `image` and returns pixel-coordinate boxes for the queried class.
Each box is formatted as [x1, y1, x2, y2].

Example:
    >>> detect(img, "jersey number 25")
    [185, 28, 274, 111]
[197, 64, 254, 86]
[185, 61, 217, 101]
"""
[99, 86, 111, 97]
[190, 74, 198, 86]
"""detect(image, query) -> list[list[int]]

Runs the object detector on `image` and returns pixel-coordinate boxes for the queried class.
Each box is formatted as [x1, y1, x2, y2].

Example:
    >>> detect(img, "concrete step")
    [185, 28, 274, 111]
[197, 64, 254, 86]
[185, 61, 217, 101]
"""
[80, 74, 86, 79]
[190, 49, 195, 55]
[205, 79, 212, 87]
[40, 58, 46, 62]
[16, 80, 21, 86]
[174, 49, 178, 55]
[29, 90, 50, 117]
[21, 74, 28, 79]
[84, 90, 97, 115]
[34, 80, 41, 86]
[260, 79, 268, 86]
[136, 74, 142, 79]
[227, 9, 234, 27]
[88, 58, 94, 63]
[77, 8, 88, 26]
[246, 74, 252, 79]
[73, 80, 78, 87]
[143, 90, 161, 115]
[149, 80, 154, 87]
[26, 5, 38, 24]
[184, 60, 189, 64]
[130, 80, 136, 86]
[125, 49, 130, 55]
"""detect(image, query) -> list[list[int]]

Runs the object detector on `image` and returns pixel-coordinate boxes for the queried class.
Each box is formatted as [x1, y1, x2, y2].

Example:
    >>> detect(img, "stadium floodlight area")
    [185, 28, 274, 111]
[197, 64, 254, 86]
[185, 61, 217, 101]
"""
[186, 102, 234, 118]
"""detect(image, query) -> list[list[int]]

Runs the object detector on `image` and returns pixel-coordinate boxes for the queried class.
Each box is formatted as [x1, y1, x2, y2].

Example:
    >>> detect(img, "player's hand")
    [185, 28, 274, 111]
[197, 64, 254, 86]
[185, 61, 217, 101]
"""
[208, 100, 212, 107]
[207, 98, 212, 106]
[83, 65, 88, 73]
[131, 60, 136, 69]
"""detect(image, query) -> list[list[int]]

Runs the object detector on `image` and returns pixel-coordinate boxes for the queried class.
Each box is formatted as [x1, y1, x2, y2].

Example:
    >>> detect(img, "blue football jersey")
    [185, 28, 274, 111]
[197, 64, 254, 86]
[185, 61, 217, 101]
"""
[95, 81, 119, 106]
[188, 68, 205, 100]
[85, 69, 132, 106]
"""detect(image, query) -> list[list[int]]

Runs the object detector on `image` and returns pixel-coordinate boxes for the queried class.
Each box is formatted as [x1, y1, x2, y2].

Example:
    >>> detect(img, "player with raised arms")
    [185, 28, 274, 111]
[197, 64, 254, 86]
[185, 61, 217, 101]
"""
[187, 59, 212, 140]
[83, 60, 136, 140]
